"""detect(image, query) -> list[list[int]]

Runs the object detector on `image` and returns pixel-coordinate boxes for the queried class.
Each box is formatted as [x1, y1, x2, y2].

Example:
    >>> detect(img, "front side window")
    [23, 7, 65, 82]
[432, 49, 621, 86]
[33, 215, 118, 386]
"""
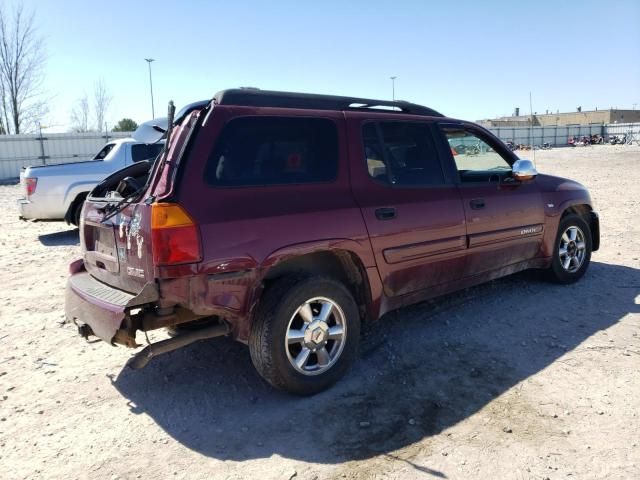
[204, 117, 338, 186]
[443, 128, 511, 181]
[362, 121, 444, 186]
[131, 143, 164, 162]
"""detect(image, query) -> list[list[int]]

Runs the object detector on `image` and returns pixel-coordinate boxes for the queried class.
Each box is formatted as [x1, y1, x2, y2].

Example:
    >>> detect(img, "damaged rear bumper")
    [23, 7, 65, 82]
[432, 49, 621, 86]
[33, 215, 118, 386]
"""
[65, 271, 159, 344]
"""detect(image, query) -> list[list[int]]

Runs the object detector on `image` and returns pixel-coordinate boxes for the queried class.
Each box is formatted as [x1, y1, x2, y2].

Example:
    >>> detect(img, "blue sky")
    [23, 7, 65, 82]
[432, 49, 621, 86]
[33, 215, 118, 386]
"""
[18, 0, 640, 131]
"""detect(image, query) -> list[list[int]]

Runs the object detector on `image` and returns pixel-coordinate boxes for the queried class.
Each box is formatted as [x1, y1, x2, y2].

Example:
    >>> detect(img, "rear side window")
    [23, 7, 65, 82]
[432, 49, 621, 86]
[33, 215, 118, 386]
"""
[204, 117, 338, 186]
[93, 143, 115, 160]
[131, 143, 164, 162]
[363, 121, 444, 186]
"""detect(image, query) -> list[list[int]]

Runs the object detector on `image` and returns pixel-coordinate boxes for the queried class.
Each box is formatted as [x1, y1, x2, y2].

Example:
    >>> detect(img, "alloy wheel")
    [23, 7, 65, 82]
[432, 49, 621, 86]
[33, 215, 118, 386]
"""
[285, 297, 347, 376]
[558, 225, 587, 273]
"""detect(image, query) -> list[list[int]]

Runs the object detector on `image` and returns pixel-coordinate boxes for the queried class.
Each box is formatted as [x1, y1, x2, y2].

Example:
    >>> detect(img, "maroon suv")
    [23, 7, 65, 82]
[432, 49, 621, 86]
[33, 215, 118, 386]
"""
[65, 89, 599, 394]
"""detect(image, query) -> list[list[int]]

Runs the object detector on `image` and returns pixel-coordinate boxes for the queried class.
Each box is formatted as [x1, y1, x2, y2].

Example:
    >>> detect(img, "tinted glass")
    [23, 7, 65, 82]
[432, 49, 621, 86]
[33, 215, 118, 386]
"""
[444, 129, 511, 174]
[363, 121, 444, 186]
[131, 143, 164, 162]
[205, 117, 338, 186]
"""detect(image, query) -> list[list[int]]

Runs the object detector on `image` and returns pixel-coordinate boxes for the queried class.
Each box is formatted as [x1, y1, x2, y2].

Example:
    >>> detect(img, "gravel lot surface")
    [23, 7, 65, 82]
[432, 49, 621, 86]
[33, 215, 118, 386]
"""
[0, 145, 639, 479]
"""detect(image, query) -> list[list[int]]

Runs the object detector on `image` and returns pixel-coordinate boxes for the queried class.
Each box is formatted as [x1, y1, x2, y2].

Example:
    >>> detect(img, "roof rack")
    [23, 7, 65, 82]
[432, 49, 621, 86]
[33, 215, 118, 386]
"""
[213, 88, 443, 117]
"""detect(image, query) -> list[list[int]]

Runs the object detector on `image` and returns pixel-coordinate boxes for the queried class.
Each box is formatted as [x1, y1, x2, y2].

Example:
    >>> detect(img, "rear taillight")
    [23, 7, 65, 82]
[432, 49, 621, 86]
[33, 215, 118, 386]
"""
[150, 203, 202, 265]
[25, 177, 37, 197]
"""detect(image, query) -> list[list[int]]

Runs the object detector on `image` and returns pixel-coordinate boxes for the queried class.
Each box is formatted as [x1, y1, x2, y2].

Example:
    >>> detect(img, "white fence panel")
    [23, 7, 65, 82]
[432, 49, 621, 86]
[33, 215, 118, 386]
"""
[1, 123, 639, 181]
[605, 123, 640, 145]
[490, 123, 640, 148]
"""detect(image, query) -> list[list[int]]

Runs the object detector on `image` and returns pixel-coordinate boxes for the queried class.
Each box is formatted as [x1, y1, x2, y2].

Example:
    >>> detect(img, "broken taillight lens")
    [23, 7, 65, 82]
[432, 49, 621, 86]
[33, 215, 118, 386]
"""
[150, 203, 202, 265]
[25, 177, 37, 197]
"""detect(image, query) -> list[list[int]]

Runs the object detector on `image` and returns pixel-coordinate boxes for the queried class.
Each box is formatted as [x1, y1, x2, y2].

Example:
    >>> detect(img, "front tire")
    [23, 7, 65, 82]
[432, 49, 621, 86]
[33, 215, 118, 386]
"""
[547, 213, 592, 284]
[249, 276, 360, 395]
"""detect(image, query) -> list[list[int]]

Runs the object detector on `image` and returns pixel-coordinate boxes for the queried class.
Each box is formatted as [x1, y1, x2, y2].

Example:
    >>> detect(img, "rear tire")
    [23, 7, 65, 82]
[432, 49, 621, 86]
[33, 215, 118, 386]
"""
[69, 194, 87, 227]
[72, 202, 82, 227]
[546, 213, 592, 284]
[249, 275, 360, 395]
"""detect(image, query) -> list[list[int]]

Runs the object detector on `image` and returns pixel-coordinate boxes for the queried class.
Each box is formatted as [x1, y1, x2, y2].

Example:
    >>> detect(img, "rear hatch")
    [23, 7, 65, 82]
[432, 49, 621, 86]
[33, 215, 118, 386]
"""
[81, 201, 154, 294]
[80, 108, 204, 294]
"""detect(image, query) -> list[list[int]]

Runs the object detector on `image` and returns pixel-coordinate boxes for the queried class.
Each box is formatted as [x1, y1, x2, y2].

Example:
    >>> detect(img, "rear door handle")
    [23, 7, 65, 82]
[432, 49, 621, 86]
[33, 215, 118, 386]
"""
[470, 198, 485, 209]
[375, 207, 397, 220]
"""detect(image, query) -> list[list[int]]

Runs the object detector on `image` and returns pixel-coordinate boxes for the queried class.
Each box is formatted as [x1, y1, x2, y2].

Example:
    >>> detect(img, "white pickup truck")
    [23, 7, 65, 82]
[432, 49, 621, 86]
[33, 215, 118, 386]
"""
[18, 138, 164, 225]
[18, 120, 167, 225]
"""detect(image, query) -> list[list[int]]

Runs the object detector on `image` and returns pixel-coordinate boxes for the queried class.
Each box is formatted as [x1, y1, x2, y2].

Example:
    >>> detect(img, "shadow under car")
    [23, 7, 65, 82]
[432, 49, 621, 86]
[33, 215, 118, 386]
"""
[111, 261, 638, 467]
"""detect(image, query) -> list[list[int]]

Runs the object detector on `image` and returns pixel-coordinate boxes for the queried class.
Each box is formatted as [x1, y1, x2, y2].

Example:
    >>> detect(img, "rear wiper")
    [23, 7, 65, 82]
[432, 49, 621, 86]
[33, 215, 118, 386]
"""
[100, 186, 145, 222]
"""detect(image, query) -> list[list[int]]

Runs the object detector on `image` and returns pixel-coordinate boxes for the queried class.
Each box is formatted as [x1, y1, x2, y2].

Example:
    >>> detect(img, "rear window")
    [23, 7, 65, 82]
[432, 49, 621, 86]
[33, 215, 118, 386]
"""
[131, 143, 164, 162]
[204, 117, 338, 186]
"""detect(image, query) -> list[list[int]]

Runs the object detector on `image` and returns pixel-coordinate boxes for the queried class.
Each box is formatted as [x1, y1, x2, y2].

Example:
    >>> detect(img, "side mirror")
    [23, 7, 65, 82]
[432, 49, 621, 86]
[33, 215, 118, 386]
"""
[512, 159, 538, 181]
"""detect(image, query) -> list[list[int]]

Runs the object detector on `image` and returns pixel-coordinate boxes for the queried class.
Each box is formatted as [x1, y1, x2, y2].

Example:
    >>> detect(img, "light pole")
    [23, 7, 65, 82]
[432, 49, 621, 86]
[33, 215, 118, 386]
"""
[390, 76, 397, 101]
[144, 58, 155, 119]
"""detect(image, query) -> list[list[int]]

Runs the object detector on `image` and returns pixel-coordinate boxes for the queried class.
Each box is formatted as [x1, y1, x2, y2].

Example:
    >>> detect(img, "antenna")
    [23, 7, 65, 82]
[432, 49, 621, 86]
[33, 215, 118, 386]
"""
[530, 91, 536, 165]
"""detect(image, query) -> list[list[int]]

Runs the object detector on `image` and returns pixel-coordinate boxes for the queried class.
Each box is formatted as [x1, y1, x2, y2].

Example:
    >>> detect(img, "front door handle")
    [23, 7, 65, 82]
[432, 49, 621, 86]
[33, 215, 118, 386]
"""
[375, 207, 397, 220]
[470, 198, 485, 209]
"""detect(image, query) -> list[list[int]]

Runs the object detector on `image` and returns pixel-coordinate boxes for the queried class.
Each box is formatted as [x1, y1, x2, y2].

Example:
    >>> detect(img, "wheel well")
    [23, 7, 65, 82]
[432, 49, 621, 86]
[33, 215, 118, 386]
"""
[561, 203, 599, 251]
[262, 250, 371, 321]
[562, 204, 591, 221]
[65, 192, 88, 225]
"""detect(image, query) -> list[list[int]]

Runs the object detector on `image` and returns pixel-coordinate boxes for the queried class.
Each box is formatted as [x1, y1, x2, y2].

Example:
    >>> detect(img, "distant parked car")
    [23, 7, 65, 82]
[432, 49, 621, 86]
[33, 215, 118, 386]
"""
[18, 137, 164, 226]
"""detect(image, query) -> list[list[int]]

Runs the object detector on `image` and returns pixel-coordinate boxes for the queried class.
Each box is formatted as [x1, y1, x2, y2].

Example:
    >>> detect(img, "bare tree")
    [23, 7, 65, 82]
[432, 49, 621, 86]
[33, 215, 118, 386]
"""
[93, 79, 111, 132]
[0, 2, 47, 134]
[70, 94, 90, 132]
[0, 80, 7, 134]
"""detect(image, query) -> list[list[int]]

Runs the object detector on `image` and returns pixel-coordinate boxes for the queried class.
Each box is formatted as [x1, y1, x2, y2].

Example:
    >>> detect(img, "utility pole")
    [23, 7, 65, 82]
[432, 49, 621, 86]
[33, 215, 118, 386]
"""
[145, 58, 155, 119]
[529, 91, 536, 164]
[390, 76, 397, 101]
[37, 122, 46, 165]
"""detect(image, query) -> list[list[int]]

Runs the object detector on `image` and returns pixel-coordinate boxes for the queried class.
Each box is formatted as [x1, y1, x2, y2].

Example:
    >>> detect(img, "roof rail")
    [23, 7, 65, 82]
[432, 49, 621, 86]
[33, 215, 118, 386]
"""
[213, 88, 443, 117]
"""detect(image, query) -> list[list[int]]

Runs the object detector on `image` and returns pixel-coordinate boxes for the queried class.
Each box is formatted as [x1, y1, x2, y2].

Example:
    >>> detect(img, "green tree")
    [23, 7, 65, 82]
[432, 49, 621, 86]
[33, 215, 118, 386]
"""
[112, 118, 138, 132]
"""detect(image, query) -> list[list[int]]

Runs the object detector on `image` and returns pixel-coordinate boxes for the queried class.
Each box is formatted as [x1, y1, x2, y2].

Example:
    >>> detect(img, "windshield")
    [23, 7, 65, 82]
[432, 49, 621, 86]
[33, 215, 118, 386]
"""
[93, 143, 116, 160]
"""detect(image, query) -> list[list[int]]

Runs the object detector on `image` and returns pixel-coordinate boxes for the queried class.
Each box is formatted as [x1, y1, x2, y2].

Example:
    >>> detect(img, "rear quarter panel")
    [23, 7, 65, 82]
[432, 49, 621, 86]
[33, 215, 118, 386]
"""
[166, 106, 375, 340]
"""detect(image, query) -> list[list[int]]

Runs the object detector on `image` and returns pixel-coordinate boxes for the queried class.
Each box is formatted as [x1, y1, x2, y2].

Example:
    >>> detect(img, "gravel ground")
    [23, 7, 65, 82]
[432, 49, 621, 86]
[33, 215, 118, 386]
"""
[0, 145, 639, 480]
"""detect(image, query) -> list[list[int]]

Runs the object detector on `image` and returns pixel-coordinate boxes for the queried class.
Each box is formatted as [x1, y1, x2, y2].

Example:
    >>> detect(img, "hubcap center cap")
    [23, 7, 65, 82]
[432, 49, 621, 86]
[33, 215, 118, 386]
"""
[568, 241, 577, 257]
[304, 320, 329, 349]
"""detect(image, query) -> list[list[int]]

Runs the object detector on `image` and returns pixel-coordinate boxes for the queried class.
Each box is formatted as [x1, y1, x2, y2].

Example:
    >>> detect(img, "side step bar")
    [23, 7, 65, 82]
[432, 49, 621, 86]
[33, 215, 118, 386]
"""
[128, 323, 230, 369]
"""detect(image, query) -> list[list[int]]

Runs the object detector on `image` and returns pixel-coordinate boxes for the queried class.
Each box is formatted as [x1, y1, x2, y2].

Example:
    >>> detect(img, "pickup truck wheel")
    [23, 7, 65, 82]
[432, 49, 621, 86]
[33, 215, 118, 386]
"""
[547, 213, 592, 284]
[73, 202, 82, 227]
[69, 194, 87, 227]
[249, 276, 360, 395]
